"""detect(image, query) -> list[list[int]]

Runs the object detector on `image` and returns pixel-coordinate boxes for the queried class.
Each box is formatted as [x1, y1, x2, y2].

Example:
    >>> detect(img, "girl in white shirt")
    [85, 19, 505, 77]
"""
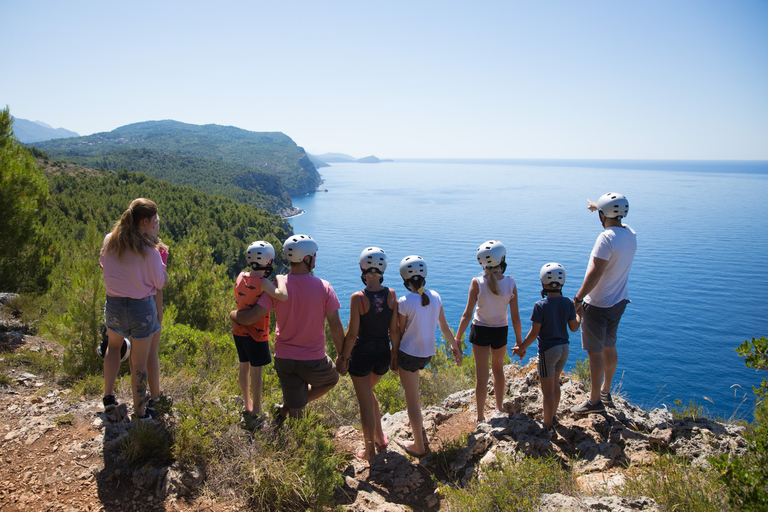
[456, 240, 522, 423]
[394, 255, 462, 457]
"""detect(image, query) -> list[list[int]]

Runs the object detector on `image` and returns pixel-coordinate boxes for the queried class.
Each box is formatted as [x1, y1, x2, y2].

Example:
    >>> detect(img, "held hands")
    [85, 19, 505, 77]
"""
[335, 355, 349, 376]
[449, 338, 463, 365]
[390, 349, 399, 373]
[511, 344, 526, 360]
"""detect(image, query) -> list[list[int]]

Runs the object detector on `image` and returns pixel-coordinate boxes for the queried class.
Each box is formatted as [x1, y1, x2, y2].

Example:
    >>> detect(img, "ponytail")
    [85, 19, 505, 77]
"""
[103, 198, 158, 259]
[484, 266, 501, 295]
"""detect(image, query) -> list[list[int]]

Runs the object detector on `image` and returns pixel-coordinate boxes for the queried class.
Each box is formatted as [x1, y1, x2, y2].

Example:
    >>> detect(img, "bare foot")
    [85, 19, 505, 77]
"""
[395, 437, 426, 457]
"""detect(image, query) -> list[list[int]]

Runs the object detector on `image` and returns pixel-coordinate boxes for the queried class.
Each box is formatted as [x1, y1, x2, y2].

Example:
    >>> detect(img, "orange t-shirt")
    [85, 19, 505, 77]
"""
[233, 272, 270, 342]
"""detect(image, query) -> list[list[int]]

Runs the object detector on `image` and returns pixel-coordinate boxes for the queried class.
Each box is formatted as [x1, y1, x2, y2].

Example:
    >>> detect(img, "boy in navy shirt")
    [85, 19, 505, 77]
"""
[512, 263, 580, 434]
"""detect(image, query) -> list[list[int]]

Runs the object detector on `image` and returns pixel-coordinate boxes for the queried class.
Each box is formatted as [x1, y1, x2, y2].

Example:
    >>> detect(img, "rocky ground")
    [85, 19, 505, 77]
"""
[0, 299, 747, 511]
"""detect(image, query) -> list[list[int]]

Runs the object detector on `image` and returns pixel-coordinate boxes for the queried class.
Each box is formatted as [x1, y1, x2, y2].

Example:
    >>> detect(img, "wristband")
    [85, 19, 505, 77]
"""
[573, 296, 583, 303]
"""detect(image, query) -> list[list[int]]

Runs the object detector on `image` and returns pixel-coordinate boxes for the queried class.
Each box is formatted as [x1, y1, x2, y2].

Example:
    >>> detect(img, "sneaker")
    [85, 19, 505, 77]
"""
[600, 391, 614, 406]
[571, 399, 606, 414]
[552, 416, 560, 427]
[144, 403, 160, 419]
[135, 412, 154, 423]
[547, 425, 557, 438]
[103, 395, 123, 422]
[491, 410, 506, 419]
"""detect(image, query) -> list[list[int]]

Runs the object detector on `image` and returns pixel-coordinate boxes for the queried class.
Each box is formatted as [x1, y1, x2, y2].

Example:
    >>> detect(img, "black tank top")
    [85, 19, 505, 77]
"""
[357, 288, 392, 344]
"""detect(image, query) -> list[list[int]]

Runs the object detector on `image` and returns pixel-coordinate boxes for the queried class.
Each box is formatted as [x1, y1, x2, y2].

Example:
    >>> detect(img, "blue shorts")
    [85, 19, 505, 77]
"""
[234, 334, 272, 367]
[580, 299, 629, 352]
[349, 340, 390, 377]
[104, 295, 160, 340]
[397, 350, 432, 373]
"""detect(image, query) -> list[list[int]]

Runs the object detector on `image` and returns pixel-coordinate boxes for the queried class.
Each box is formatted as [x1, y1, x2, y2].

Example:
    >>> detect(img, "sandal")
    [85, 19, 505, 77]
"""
[375, 433, 389, 453]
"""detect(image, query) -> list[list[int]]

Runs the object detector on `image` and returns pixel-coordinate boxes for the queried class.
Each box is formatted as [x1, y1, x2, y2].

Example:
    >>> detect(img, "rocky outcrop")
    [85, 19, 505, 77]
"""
[335, 362, 746, 510]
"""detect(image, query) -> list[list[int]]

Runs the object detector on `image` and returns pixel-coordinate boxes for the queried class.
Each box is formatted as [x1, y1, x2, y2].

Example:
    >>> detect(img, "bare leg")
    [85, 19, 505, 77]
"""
[602, 347, 618, 394]
[473, 344, 490, 421]
[352, 373, 378, 460]
[399, 368, 426, 455]
[540, 375, 556, 426]
[587, 350, 605, 403]
[147, 329, 161, 400]
[239, 362, 252, 413]
[490, 346, 506, 411]
[129, 336, 152, 417]
[553, 371, 562, 416]
[370, 373, 386, 447]
[103, 330, 124, 397]
[250, 365, 263, 414]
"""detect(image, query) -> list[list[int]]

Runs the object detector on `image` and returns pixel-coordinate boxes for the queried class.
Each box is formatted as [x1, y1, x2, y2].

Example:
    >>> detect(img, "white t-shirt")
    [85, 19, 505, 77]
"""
[398, 289, 442, 358]
[473, 275, 516, 327]
[585, 225, 637, 308]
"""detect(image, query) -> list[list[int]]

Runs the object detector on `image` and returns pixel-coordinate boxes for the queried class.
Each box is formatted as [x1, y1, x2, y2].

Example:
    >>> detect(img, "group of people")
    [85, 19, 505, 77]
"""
[99, 191, 636, 459]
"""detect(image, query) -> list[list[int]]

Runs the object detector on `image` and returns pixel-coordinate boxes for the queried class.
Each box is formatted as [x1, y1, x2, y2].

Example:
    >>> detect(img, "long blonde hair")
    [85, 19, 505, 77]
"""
[103, 198, 158, 259]
[484, 266, 501, 295]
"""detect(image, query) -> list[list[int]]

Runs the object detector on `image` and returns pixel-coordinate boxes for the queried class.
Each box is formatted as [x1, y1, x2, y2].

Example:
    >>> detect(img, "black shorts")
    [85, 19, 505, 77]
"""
[349, 340, 390, 377]
[397, 350, 432, 373]
[469, 324, 508, 350]
[234, 334, 272, 367]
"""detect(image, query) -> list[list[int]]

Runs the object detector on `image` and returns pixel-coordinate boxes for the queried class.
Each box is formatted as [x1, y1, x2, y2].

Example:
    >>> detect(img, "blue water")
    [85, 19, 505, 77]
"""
[289, 159, 768, 421]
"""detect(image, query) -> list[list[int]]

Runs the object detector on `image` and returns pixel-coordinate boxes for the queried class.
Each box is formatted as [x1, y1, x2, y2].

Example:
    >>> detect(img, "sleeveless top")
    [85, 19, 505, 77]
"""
[357, 288, 393, 344]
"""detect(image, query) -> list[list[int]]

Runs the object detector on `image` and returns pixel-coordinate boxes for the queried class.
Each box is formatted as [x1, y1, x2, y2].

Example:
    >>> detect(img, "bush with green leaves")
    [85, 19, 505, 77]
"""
[439, 454, 575, 511]
[0, 107, 52, 293]
[619, 454, 728, 512]
[710, 335, 768, 512]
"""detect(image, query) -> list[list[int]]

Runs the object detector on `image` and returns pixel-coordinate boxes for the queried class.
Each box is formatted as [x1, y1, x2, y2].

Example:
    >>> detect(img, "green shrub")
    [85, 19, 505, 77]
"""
[572, 358, 590, 384]
[302, 425, 345, 510]
[0, 348, 59, 379]
[72, 373, 104, 398]
[709, 335, 768, 511]
[119, 420, 174, 467]
[440, 454, 575, 511]
[0, 373, 13, 387]
[620, 454, 728, 512]
[172, 389, 239, 466]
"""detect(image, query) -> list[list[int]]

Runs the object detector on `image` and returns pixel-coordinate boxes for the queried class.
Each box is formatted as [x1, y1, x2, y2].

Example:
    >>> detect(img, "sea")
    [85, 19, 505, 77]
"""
[288, 159, 768, 421]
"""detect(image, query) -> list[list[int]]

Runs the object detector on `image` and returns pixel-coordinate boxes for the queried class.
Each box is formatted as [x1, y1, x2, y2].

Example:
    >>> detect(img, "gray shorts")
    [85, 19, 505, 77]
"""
[538, 344, 569, 378]
[274, 356, 339, 410]
[580, 299, 629, 352]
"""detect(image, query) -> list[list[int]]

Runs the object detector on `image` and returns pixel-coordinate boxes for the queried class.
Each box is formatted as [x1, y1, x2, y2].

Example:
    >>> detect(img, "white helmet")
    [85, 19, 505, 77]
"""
[246, 241, 275, 269]
[283, 234, 318, 263]
[359, 247, 387, 272]
[477, 240, 506, 268]
[597, 192, 629, 219]
[399, 255, 427, 280]
[540, 262, 566, 289]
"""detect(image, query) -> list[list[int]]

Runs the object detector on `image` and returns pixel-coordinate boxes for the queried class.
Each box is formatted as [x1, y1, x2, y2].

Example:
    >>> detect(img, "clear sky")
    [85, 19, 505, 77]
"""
[2, 1, 767, 159]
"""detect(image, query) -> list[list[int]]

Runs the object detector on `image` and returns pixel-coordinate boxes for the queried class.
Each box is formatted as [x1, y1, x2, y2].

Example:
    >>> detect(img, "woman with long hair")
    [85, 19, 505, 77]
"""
[100, 198, 168, 420]
[394, 255, 462, 457]
[338, 247, 400, 460]
[455, 240, 522, 423]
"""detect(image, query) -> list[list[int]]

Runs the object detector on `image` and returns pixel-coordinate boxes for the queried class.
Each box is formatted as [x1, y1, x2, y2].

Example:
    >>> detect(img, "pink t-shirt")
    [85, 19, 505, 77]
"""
[100, 234, 167, 299]
[257, 273, 340, 360]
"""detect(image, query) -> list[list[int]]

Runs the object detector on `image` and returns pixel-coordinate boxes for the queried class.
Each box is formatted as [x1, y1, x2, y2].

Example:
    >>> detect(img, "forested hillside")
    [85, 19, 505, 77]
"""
[33, 120, 322, 210]
[43, 147, 294, 215]
[43, 166, 291, 279]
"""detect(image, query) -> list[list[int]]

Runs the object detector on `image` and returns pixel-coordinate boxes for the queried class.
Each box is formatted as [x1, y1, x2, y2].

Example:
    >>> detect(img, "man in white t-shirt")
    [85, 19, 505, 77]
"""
[571, 193, 637, 414]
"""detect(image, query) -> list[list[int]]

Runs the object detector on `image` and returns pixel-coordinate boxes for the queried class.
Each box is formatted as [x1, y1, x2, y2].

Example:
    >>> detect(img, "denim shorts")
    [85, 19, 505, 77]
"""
[580, 299, 629, 352]
[538, 343, 569, 378]
[104, 295, 160, 340]
[349, 340, 390, 377]
[397, 350, 432, 373]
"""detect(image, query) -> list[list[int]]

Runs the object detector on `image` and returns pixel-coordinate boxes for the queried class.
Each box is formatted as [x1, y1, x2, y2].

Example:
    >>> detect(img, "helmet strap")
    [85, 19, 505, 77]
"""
[250, 263, 273, 279]
[541, 286, 563, 298]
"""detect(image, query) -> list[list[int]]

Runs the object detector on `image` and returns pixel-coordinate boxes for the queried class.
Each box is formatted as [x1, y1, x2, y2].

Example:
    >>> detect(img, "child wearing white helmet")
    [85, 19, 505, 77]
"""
[233, 240, 288, 426]
[512, 263, 581, 435]
[456, 240, 522, 423]
[394, 255, 462, 457]
[337, 247, 400, 460]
